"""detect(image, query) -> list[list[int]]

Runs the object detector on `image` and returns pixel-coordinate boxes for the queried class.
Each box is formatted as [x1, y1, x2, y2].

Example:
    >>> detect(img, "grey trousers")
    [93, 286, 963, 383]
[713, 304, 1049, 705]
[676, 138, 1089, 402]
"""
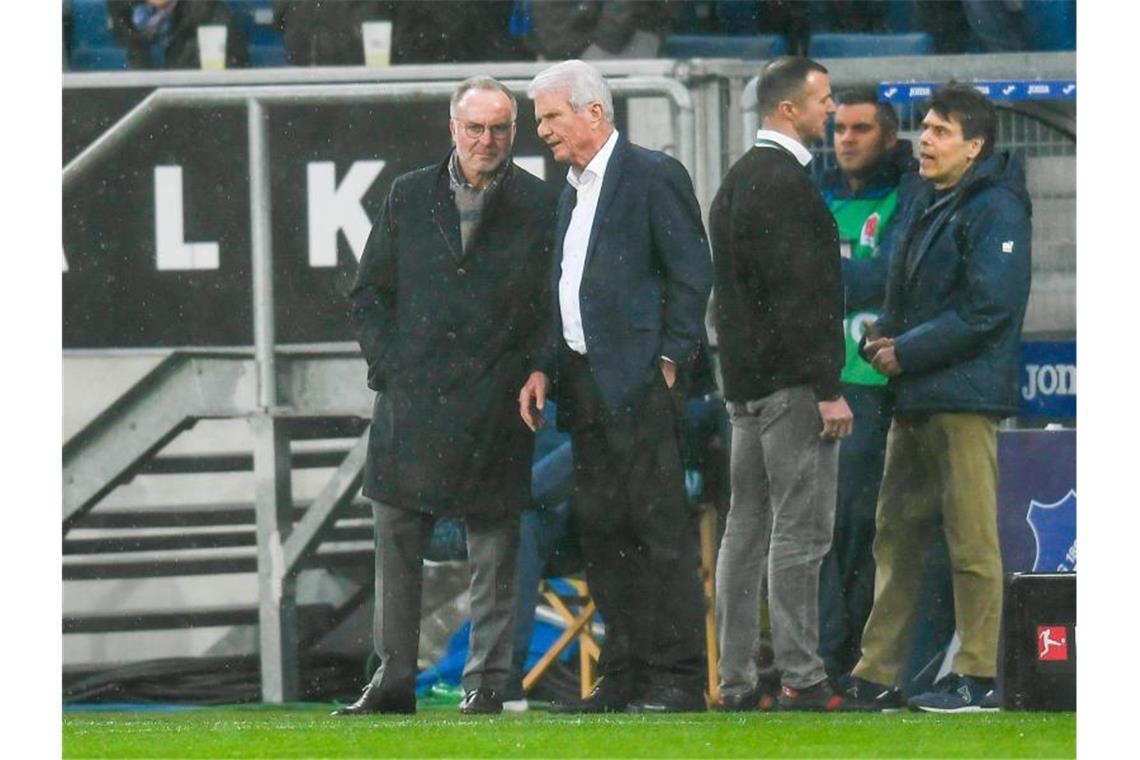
[715, 386, 839, 692]
[367, 502, 519, 695]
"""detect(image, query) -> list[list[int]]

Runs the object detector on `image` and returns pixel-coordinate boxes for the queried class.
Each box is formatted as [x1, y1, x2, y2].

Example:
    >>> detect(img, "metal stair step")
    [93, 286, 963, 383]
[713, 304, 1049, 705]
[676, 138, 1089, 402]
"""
[63, 602, 338, 634]
[63, 523, 373, 555]
[62, 546, 374, 580]
[69, 499, 373, 529]
[139, 446, 353, 474]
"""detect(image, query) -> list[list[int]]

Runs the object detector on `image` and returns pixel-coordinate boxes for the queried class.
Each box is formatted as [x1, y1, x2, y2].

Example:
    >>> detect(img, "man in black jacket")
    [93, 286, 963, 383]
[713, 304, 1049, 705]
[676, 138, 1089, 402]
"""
[710, 56, 854, 712]
[336, 76, 559, 717]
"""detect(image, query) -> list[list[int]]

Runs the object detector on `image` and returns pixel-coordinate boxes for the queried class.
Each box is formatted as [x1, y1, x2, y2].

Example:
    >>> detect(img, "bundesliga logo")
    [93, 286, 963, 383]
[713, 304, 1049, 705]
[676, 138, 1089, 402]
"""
[1037, 626, 1069, 661]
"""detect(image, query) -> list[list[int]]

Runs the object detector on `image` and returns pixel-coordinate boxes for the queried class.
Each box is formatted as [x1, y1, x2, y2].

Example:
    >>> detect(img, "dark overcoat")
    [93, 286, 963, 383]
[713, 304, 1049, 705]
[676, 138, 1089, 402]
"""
[350, 156, 560, 517]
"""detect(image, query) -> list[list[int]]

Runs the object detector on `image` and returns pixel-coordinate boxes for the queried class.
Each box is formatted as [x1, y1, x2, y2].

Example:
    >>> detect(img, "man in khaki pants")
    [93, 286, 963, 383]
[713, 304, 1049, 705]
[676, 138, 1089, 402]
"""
[843, 85, 1031, 713]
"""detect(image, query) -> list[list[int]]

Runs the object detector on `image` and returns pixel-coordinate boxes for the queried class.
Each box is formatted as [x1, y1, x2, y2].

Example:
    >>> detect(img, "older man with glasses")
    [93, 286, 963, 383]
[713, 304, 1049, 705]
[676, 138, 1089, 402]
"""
[335, 76, 560, 717]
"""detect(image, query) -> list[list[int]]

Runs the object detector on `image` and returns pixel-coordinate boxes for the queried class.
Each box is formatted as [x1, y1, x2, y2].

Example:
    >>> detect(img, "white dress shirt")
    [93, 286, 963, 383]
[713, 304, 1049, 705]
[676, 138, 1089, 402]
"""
[755, 128, 813, 167]
[559, 129, 620, 354]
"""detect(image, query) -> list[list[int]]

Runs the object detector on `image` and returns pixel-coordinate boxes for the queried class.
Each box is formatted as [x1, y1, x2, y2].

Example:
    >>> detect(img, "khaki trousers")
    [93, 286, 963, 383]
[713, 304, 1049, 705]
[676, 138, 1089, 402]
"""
[853, 412, 1003, 684]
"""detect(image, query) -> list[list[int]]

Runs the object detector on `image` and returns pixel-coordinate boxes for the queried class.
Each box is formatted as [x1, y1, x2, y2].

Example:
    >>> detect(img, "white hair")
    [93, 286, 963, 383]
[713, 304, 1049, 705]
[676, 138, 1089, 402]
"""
[527, 60, 614, 123]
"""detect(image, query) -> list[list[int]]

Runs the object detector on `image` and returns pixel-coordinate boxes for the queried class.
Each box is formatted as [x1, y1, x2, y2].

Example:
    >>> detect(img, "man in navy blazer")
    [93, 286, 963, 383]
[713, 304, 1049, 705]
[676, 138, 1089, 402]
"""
[518, 60, 713, 713]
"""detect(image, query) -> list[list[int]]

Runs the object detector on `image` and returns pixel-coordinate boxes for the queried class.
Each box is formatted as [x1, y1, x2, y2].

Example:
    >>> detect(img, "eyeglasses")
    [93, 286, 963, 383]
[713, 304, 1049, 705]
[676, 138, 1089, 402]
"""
[456, 120, 514, 139]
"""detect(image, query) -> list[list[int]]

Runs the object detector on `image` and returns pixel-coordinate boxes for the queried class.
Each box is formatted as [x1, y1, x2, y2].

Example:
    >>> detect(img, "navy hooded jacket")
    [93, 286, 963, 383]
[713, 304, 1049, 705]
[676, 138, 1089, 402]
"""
[874, 150, 1032, 416]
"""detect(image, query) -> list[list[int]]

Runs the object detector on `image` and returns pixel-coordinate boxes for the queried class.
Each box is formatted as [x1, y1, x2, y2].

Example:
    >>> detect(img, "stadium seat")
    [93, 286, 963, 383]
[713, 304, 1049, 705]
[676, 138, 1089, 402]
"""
[713, 0, 761, 33]
[70, 45, 131, 71]
[1025, 0, 1076, 51]
[671, 0, 720, 34]
[69, 0, 130, 71]
[808, 31, 934, 58]
[882, 0, 917, 33]
[228, 0, 288, 67]
[663, 33, 788, 60]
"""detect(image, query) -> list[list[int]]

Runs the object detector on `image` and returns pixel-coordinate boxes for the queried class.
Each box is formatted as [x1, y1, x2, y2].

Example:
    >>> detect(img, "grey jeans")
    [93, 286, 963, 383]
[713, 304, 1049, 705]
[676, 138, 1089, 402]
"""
[715, 386, 839, 692]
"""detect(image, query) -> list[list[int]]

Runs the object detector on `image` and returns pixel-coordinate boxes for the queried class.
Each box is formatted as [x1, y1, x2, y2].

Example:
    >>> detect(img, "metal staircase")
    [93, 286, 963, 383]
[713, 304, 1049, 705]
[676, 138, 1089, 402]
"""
[62, 347, 377, 701]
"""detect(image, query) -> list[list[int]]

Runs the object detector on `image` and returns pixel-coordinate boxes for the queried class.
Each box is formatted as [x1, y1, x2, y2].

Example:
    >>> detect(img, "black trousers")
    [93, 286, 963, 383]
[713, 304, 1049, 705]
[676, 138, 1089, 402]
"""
[559, 347, 706, 694]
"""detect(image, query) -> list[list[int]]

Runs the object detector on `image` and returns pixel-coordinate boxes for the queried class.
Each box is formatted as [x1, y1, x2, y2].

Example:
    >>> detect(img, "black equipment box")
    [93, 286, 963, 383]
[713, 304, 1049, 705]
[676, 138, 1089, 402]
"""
[1000, 572, 1076, 711]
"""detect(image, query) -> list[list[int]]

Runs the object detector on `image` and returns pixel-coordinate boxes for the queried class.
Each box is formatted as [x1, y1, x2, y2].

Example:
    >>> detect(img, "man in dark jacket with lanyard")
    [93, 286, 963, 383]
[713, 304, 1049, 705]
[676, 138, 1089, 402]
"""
[336, 76, 559, 716]
[844, 85, 1031, 713]
[710, 56, 855, 712]
[816, 87, 917, 681]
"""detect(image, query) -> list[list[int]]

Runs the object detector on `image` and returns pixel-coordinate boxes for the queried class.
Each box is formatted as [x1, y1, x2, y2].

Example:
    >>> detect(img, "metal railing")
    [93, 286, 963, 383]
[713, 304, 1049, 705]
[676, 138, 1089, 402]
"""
[63, 77, 695, 411]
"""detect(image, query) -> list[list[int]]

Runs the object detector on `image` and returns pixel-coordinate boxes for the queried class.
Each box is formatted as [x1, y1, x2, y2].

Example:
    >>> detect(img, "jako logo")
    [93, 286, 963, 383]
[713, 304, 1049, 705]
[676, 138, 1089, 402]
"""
[908, 86, 931, 97]
[1037, 626, 1069, 661]
[1021, 363, 1076, 401]
[1028, 84, 1051, 95]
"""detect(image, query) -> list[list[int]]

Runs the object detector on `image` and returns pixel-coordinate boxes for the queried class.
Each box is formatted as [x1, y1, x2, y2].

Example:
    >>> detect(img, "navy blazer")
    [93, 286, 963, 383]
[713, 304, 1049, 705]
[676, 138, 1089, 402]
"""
[536, 134, 712, 417]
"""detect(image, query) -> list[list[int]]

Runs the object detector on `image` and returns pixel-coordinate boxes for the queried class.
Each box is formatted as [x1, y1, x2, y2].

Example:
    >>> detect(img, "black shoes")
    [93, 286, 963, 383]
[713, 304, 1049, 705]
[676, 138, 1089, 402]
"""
[331, 683, 416, 716]
[548, 676, 634, 714]
[761, 679, 872, 712]
[459, 687, 504, 715]
[714, 687, 763, 712]
[840, 674, 904, 711]
[626, 685, 708, 714]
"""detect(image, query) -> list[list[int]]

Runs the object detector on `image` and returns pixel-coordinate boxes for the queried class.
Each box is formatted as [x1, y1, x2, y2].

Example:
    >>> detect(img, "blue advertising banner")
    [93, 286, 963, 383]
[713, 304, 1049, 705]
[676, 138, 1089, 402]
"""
[1019, 341, 1076, 419]
[997, 429, 1076, 573]
[878, 80, 1076, 104]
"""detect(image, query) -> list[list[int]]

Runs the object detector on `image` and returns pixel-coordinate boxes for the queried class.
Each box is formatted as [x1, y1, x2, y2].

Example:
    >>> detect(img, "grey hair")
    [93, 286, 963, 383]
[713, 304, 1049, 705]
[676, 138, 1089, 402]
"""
[450, 76, 518, 121]
[527, 60, 614, 123]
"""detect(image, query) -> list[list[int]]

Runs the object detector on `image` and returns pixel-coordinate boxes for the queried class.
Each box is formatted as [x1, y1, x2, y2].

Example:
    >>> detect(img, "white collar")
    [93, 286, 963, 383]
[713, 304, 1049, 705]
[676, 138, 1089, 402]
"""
[568, 129, 620, 189]
[755, 128, 813, 167]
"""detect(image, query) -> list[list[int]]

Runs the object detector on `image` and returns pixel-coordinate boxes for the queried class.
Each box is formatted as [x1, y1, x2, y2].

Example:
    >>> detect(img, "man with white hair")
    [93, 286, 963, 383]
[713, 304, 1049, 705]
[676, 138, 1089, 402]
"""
[518, 60, 713, 713]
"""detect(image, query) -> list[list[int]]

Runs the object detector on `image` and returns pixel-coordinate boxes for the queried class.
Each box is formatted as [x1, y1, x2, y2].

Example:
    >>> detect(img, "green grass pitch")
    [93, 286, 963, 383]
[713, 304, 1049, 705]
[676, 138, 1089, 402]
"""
[63, 702, 1075, 759]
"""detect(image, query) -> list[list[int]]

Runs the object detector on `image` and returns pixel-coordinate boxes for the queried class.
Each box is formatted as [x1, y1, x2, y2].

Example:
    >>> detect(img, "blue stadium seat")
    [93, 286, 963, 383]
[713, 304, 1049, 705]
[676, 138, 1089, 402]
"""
[1025, 0, 1076, 51]
[808, 32, 934, 58]
[69, 0, 130, 71]
[663, 34, 788, 60]
[882, 0, 917, 33]
[70, 46, 130, 71]
[671, 1, 720, 34]
[71, 0, 118, 49]
[714, 1, 761, 34]
[228, 0, 288, 67]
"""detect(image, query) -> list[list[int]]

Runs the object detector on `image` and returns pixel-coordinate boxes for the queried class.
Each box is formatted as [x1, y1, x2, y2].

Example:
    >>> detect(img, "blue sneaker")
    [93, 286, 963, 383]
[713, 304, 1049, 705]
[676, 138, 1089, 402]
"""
[907, 673, 999, 713]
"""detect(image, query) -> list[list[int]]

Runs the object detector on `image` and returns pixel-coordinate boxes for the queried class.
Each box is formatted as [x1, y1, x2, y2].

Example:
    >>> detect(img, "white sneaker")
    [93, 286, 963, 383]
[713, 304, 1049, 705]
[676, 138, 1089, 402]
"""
[502, 698, 529, 713]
